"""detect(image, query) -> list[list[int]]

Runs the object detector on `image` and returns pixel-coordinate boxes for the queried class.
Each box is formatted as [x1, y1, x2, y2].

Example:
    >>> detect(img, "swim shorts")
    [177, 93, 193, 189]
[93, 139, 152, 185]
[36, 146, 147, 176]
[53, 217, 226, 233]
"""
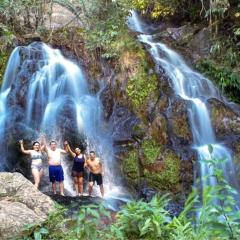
[49, 165, 64, 182]
[89, 172, 103, 185]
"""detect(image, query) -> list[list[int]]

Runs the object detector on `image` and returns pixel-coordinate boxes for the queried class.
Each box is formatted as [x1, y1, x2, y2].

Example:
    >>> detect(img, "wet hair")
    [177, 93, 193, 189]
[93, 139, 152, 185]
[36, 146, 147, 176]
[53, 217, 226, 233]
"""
[50, 141, 57, 145]
[32, 141, 40, 147]
[90, 151, 95, 154]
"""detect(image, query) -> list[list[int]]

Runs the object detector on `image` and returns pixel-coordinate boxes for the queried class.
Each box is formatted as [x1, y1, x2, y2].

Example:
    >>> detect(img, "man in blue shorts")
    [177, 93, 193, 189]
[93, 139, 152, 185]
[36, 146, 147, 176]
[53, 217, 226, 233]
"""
[42, 140, 67, 196]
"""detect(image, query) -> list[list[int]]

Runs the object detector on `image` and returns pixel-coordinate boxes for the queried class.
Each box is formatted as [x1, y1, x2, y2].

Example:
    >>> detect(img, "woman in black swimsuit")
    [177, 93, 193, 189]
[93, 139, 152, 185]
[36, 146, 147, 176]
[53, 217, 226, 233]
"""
[65, 141, 86, 196]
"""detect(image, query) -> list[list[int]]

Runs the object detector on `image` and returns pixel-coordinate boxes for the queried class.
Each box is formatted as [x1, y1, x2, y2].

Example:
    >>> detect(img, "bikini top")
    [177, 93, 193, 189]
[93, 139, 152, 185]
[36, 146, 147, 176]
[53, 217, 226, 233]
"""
[31, 152, 43, 161]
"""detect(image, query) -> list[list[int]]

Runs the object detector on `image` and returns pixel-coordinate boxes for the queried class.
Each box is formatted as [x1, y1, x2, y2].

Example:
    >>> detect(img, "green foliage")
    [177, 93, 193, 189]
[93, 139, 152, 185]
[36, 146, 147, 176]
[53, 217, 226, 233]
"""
[131, 0, 178, 18]
[122, 149, 139, 183]
[0, 51, 10, 86]
[113, 195, 171, 240]
[72, 0, 132, 58]
[0, 0, 46, 32]
[196, 58, 240, 103]
[21, 204, 111, 240]
[142, 139, 161, 164]
[20, 153, 240, 240]
[191, 145, 240, 239]
[21, 204, 66, 240]
[126, 50, 158, 109]
[144, 151, 180, 191]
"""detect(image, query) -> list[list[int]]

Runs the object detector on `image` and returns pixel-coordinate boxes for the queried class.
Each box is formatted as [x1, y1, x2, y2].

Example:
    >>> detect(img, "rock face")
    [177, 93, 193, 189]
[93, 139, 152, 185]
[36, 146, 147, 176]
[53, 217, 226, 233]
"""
[0, 172, 54, 240]
[102, 49, 195, 197]
[44, 3, 82, 30]
[209, 98, 240, 140]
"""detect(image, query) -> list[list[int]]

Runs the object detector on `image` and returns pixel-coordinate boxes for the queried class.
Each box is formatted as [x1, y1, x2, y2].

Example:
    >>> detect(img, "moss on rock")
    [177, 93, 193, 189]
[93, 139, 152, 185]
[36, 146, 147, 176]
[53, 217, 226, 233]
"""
[141, 139, 162, 165]
[209, 98, 240, 138]
[0, 51, 10, 86]
[171, 97, 192, 143]
[122, 149, 139, 185]
[143, 150, 181, 192]
[122, 138, 181, 193]
[148, 113, 168, 145]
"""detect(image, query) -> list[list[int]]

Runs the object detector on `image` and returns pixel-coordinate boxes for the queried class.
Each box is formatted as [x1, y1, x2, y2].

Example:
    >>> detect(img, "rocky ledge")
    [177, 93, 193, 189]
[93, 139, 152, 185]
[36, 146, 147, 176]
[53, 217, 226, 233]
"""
[0, 172, 54, 240]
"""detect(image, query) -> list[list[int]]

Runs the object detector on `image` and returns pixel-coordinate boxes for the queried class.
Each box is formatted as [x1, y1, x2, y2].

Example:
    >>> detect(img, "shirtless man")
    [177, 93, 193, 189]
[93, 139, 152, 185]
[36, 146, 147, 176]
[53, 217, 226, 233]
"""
[86, 151, 104, 197]
[42, 140, 67, 196]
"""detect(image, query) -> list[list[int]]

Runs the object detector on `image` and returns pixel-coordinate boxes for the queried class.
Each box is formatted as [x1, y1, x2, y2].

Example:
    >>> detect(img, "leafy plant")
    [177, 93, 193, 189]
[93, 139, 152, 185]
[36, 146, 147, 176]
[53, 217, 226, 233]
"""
[196, 58, 240, 103]
[113, 195, 171, 240]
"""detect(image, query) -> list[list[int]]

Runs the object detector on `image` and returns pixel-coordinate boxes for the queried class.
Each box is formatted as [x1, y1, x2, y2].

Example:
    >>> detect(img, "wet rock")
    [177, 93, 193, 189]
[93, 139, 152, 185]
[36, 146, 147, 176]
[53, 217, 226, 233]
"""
[0, 172, 54, 240]
[233, 142, 240, 182]
[189, 27, 211, 61]
[138, 182, 157, 202]
[170, 96, 192, 144]
[208, 98, 240, 139]
[165, 197, 185, 217]
[148, 113, 168, 145]
[138, 183, 185, 217]
[166, 25, 197, 42]
[110, 105, 141, 146]
[100, 83, 114, 120]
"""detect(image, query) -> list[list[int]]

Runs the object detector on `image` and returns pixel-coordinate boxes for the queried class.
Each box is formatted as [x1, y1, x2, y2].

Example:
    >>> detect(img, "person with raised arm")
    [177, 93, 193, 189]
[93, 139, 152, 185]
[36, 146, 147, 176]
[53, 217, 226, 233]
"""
[41, 138, 67, 196]
[64, 141, 86, 196]
[19, 140, 44, 189]
[85, 151, 104, 198]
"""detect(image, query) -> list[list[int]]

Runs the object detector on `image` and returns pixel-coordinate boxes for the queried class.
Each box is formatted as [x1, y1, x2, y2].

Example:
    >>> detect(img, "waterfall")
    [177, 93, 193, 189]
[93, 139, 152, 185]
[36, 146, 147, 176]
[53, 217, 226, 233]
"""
[0, 42, 129, 203]
[0, 47, 20, 170]
[128, 11, 239, 199]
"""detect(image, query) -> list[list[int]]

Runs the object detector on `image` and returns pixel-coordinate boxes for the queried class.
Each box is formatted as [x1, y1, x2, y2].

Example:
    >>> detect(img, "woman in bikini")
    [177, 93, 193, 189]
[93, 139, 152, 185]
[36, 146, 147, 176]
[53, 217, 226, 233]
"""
[64, 141, 86, 196]
[19, 140, 44, 189]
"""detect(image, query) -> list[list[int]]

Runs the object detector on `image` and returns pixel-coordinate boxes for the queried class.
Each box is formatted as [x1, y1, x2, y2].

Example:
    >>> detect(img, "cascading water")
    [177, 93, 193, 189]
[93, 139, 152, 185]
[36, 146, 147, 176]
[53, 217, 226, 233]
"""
[0, 47, 20, 170]
[0, 42, 129, 204]
[128, 11, 239, 201]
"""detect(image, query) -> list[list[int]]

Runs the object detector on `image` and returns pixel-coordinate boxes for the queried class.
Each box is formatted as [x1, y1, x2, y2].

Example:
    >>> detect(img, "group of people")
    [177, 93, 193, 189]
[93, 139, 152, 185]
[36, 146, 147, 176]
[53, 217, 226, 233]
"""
[19, 139, 104, 197]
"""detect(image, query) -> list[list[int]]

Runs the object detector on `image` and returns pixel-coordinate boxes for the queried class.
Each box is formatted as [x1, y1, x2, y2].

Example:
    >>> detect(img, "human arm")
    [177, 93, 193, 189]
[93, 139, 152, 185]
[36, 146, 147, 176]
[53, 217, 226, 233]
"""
[59, 141, 68, 154]
[19, 140, 31, 155]
[84, 159, 90, 171]
[99, 159, 104, 176]
[64, 141, 76, 158]
[40, 136, 48, 152]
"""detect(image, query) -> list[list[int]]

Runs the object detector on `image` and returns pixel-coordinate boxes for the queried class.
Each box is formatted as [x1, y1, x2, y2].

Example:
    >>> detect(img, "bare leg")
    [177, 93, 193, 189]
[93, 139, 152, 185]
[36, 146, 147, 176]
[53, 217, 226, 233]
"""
[74, 177, 78, 195]
[59, 181, 64, 196]
[32, 169, 40, 188]
[39, 169, 43, 178]
[88, 182, 94, 196]
[52, 181, 57, 194]
[39, 169, 43, 188]
[99, 184, 104, 198]
[78, 177, 83, 195]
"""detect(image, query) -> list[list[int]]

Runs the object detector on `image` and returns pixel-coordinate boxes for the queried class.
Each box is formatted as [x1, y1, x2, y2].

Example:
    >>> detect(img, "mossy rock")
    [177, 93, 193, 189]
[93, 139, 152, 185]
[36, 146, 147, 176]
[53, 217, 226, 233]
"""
[143, 150, 181, 193]
[148, 113, 168, 145]
[141, 139, 162, 165]
[118, 44, 159, 119]
[171, 97, 192, 143]
[233, 142, 240, 181]
[208, 98, 240, 138]
[122, 138, 182, 193]
[0, 51, 11, 86]
[122, 149, 139, 186]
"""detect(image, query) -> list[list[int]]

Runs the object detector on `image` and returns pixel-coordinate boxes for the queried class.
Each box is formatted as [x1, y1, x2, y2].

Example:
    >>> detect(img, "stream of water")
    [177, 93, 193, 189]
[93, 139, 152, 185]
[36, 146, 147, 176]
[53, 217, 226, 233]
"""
[128, 10, 239, 202]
